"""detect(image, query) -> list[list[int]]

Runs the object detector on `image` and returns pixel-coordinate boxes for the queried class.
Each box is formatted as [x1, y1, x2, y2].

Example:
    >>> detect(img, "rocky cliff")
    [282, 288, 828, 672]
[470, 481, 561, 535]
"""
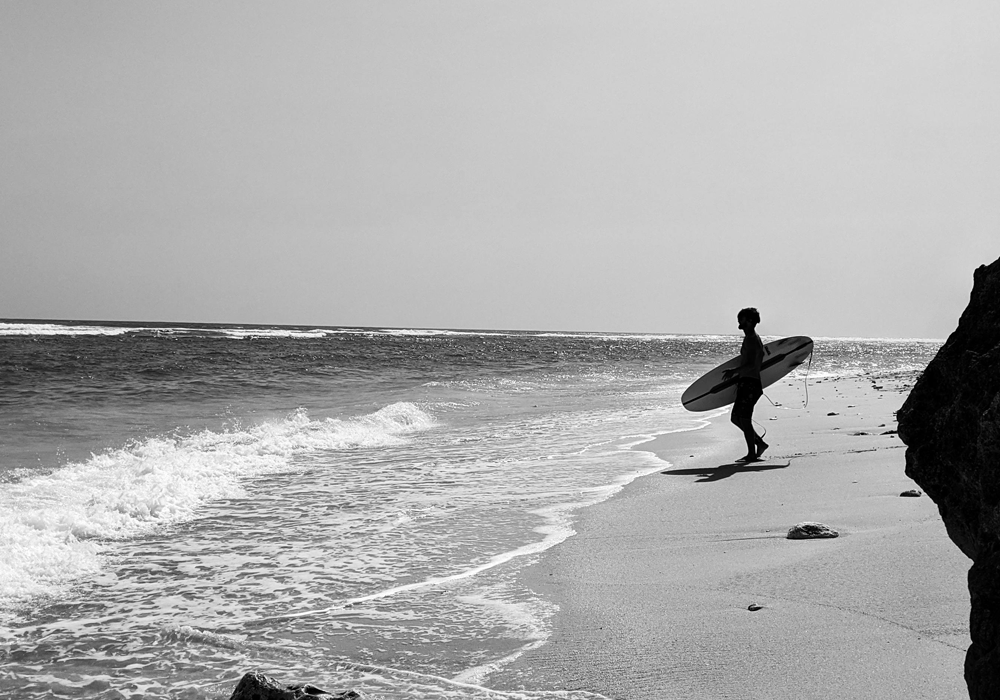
[898, 255, 1000, 700]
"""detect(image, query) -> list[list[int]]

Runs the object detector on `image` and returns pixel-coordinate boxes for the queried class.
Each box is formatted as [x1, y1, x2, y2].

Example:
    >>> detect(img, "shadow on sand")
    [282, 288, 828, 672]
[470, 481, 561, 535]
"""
[662, 460, 791, 483]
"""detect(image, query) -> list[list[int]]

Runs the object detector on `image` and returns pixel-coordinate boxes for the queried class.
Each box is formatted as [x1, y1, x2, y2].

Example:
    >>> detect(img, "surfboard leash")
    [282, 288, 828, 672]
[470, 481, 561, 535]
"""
[762, 347, 813, 410]
[752, 419, 767, 441]
[802, 347, 813, 407]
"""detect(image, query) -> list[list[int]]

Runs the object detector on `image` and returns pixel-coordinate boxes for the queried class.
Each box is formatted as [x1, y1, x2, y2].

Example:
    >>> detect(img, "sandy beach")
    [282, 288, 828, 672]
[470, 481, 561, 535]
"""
[492, 371, 971, 699]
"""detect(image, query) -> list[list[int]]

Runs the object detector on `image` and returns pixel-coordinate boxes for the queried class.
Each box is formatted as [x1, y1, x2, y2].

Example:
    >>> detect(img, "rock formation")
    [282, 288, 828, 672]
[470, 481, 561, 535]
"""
[898, 255, 1000, 700]
[228, 671, 361, 700]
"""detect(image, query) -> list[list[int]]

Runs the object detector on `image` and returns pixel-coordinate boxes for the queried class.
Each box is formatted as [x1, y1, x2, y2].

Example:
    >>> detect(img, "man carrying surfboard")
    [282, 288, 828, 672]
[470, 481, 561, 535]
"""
[722, 307, 768, 462]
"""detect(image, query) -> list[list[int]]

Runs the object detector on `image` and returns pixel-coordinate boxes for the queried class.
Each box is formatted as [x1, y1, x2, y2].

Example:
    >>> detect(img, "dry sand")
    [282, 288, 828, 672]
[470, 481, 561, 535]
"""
[491, 373, 971, 699]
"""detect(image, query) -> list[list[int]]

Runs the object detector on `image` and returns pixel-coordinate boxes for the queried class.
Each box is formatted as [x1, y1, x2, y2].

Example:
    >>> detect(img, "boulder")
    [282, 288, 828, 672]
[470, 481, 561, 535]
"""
[228, 672, 361, 700]
[786, 522, 839, 539]
[897, 255, 1000, 700]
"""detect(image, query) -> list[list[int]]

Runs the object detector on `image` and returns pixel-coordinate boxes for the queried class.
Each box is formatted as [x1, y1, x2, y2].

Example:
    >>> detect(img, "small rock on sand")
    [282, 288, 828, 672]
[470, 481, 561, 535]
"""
[787, 522, 839, 539]
[229, 671, 361, 700]
[900, 489, 922, 497]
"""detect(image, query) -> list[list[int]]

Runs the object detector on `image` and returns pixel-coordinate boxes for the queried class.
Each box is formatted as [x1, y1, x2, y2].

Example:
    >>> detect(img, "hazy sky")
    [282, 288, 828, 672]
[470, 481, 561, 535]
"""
[2, 1, 997, 338]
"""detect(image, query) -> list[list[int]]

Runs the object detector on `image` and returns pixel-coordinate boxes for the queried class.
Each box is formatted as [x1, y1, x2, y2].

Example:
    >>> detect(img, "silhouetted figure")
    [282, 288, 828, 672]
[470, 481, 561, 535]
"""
[722, 307, 768, 462]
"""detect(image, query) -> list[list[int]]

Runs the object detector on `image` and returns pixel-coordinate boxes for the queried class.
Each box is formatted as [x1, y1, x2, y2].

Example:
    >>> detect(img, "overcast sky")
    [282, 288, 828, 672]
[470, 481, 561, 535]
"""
[2, 1, 997, 338]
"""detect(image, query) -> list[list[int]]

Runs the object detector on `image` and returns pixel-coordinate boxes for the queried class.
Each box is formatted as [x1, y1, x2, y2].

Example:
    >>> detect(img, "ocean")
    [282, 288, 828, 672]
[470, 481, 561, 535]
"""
[0, 322, 940, 699]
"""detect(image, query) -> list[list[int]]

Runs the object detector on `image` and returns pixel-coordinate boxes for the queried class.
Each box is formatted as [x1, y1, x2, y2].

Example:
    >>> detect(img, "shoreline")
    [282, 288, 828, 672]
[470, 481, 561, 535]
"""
[490, 373, 971, 699]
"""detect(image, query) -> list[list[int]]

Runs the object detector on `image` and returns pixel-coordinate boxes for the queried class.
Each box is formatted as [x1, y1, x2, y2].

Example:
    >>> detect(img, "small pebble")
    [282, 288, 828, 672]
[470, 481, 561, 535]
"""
[748, 604, 763, 612]
[900, 489, 922, 497]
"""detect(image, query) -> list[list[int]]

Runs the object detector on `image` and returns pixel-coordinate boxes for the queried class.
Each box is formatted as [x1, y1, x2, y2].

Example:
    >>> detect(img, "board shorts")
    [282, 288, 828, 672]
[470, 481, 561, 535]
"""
[733, 378, 763, 419]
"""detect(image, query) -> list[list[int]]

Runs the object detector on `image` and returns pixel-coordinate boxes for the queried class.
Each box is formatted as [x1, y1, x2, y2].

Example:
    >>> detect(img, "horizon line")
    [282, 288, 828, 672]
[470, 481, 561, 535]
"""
[0, 317, 945, 343]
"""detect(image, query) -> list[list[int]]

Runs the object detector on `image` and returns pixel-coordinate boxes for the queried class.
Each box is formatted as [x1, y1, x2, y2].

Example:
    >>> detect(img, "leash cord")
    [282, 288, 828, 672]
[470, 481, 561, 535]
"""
[761, 347, 814, 410]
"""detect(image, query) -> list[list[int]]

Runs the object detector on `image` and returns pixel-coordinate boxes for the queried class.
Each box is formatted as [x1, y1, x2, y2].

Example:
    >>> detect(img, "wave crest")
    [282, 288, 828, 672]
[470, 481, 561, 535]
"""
[0, 402, 436, 613]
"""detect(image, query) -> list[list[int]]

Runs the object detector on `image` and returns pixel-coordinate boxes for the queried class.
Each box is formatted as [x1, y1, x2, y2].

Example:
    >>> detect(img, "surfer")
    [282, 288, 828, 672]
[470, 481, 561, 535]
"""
[722, 307, 768, 462]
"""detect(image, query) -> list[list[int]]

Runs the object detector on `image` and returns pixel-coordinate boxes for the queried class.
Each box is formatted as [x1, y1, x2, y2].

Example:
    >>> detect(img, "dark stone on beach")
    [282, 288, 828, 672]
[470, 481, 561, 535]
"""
[228, 672, 361, 700]
[897, 255, 1000, 700]
[748, 603, 763, 611]
[900, 489, 922, 498]
[881, 429, 898, 435]
[827, 412, 839, 416]
[787, 522, 839, 539]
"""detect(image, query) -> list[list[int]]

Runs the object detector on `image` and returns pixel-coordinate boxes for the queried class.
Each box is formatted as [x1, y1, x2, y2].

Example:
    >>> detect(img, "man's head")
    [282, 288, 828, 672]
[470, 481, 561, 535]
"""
[737, 307, 760, 330]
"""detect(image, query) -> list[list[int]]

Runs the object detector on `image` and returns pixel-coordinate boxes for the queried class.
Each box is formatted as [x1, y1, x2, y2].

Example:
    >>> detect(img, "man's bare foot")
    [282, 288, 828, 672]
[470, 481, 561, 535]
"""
[756, 441, 769, 459]
[735, 455, 759, 463]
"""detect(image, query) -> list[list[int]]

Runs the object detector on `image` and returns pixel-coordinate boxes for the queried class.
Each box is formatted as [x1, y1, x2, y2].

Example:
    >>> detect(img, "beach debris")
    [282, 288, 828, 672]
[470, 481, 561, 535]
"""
[900, 489, 922, 497]
[748, 603, 764, 611]
[228, 671, 361, 700]
[881, 429, 898, 435]
[787, 522, 839, 539]
[852, 431, 870, 436]
[827, 412, 839, 416]
[897, 254, 1000, 699]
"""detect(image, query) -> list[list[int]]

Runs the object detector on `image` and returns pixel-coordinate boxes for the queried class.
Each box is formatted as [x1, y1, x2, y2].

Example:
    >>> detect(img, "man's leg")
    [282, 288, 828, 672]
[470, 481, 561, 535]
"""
[740, 414, 757, 458]
[732, 392, 756, 460]
[748, 387, 768, 458]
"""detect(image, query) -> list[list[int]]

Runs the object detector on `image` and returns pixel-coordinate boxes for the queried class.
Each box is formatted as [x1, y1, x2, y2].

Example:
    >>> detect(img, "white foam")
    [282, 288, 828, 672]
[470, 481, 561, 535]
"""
[812, 335, 944, 343]
[211, 328, 330, 339]
[533, 331, 702, 341]
[0, 322, 513, 340]
[0, 322, 132, 336]
[0, 403, 437, 613]
[372, 328, 509, 337]
[250, 422, 713, 631]
[0, 323, 345, 339]
[450, 591, 556, 686]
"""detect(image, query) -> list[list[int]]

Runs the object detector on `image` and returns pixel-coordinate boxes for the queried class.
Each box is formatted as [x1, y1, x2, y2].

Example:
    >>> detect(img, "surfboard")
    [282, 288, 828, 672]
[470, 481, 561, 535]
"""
[681, 336, 814, 412]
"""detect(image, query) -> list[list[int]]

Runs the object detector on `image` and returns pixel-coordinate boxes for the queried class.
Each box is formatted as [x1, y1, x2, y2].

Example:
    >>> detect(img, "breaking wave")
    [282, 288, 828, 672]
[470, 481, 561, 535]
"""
[0, 402, 437, 613]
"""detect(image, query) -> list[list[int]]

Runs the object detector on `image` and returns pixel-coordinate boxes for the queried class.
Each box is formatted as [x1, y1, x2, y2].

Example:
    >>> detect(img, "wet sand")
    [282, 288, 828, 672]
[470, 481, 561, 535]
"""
[491, 373, 971, 699]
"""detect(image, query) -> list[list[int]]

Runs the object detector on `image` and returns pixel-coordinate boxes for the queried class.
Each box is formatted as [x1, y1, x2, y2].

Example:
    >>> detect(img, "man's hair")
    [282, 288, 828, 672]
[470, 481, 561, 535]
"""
[738, 307, 761, 324]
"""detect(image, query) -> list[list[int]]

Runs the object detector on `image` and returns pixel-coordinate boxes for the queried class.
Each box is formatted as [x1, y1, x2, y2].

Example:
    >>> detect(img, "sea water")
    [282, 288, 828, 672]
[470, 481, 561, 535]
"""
[0, 322, 940, 699]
